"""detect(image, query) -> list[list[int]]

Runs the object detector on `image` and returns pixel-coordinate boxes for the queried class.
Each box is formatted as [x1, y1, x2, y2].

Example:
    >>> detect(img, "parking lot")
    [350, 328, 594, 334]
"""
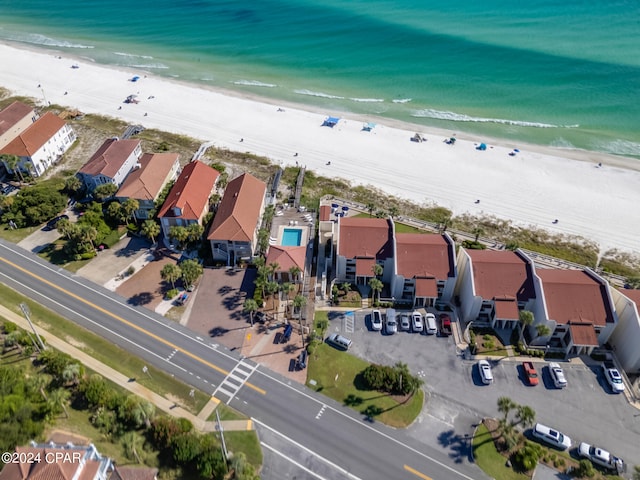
[325, 308, 640, 466]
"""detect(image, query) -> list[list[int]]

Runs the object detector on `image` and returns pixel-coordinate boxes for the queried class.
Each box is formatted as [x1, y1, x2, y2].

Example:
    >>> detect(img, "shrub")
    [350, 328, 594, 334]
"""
[575, 459, 595, 478]
[125, 266, 135, 276]
[512, 442, 542, 472]
[166, 288, 179, 300]
[3, 321, 17, 334]
[553, 457, 565, 468]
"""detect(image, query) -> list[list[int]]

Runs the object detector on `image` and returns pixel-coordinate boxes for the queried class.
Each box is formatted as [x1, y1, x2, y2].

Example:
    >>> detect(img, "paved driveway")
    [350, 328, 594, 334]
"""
[327, 308, 640, 466]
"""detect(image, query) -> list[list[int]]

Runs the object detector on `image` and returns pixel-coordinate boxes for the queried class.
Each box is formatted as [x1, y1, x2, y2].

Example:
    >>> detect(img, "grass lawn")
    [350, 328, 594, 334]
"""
[472, 423, 529, 480]
[208, 403, 247, 422]
[0, 284, 209, 413]
[306, 343, 423, 428]
[0, 224, 40, 243]
[472, 328, 509, 357]
[37, 240, 92, 272]
[225, 431, 263, 467]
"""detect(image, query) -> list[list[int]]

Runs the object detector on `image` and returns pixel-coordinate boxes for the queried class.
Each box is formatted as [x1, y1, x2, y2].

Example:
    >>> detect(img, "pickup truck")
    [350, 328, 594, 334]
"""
[602, 357, 625, 393]
[578, 442, 625, 474]
[439, 314, 452, 336]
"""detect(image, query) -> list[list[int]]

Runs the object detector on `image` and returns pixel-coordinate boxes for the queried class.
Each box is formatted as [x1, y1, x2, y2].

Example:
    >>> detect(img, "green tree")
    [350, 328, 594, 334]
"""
[513, 442, 542, 471]
[180, 259, 203, 289]
[94, 183, 118, 201]
[185, 223, 204, 245]
[161, 263, 182, 289]
[535, 324, 551, 339]
[518, 310, 534, 343]
[372, 263, 383, 277]
[366, 202, 375, 217]
[632, 465, 640, 480]
[64, 175, 82, 195]
[141, 219, 160, 244]
[231, 452, 259, 480]
[61, 363, 82, 387]
[169, 225, 189, 249]
[293, 294, 307, 320]
[79, 374, 113, 408]
[341, 282, 351, 294]
[575, 459, 595, 478]
[1, 154, 25, 182]
[196, 433, 227, 479]
[473, 226, 484, 243]
[171, 432, 200, 463]
[515, 405, 536, 428]
[48, 388, 71, 419]
[497, 396, 516, 423]
[122, 198, 139, 223]
[80, 224, 98, 251]
[243, 299, 259, 326]
[388, 205, 399, 219]
[281, 282, 295, 301]
[289, 265, 302, 283]
[368, 278, 383, 303]
[107, 201, 126, 224]
[122, 431, 144, 464]
[2, 185, 66, 227]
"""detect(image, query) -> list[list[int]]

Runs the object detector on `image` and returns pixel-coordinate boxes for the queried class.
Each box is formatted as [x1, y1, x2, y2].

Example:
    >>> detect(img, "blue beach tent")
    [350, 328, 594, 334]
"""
[362, 122, 376, 131]
[476, 143, 487, 151]
[323, 116, 340, 127]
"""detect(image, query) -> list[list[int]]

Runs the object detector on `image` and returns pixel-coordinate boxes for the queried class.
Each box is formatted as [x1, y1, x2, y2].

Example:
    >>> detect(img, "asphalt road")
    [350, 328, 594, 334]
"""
[0, 240, 488, 480]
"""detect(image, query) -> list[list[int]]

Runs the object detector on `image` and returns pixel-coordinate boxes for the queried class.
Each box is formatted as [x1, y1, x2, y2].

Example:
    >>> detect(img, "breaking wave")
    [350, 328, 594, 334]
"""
[392, 98, 412, 104]
[593, 139, 640, 157]
[113, 51, 153, 59]
[11, 32, 94, 49]
[232, 80, 277, 88]
[349, 97, 384, 103]
[411, 108, 579, 128]
[294, 89, 344, 100]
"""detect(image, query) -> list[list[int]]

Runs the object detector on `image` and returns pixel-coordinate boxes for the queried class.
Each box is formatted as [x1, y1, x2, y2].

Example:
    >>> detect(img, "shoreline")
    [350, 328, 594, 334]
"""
[1, 41, 639, 254]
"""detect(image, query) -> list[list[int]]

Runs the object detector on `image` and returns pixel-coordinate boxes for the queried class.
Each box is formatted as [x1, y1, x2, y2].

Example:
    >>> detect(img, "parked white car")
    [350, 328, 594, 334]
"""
[478, 360, 493, 384]
[532, 423, 571, 450]
[604, 367, 625, 393]
[399, 313, 411, 331]
[371, 310, 383, 331]
[548, 362, 567, 388]
[411, 311, 424, 332]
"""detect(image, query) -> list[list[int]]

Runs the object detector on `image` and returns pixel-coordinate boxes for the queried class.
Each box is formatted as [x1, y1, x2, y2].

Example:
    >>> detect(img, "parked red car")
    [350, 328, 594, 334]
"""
[522, 361, 539, 386]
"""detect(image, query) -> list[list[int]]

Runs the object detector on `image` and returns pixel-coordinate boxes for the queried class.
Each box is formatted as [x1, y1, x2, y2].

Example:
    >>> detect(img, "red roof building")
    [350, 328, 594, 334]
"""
[207, 172, 266, 265]
[77, 138, 142, 191]
[0, 101, 36, 150]
[158, 160, 219, 240]
[455, 249, 536, 328]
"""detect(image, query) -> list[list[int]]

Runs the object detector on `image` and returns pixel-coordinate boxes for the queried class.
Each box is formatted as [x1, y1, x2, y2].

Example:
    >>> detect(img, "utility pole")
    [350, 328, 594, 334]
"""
[216, 409, 229, 462]
[20, 303, 45, 352]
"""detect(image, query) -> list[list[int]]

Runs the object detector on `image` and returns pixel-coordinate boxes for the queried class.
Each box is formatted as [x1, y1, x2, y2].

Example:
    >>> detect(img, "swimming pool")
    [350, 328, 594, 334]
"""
[282, 228, 302, 246]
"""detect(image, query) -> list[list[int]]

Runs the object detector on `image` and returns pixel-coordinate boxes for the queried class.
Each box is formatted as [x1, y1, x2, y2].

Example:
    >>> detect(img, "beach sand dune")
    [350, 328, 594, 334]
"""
[1, 42, 638, 254]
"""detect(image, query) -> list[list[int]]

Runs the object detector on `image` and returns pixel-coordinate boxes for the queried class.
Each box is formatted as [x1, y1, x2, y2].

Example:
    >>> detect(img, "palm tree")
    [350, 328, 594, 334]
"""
[292, 294, 307, 319]
[341, 282, 351, 294]
[48, 388, 70, 419]
[185, 223, 204, 246]
[243, 299, 259, 326]
[439, 215, 452, 234]
[515, 405, 536, 428]
[280, 282, 295, 301]
[518, 310, 534, 343]
[497, 396, 516, 423]
[289, 265, 302, 284]
[268, 262, 280, 281]
[1, 154, 25, 182]
[141, 219, 160, 244]
[388, 205, 399, 219]
[371, 263, 383, 278]
[122, 198, 140, 223]
[180, 259, 203, 288]
[64, 175, 82, 195]
[473, 226, 484, 243]
[81, 225, 98, 251]
[368, 278, 383, 304]
[535, 324, 551, 339]
[62, 363, 82, 387]
[366, 202, 375, 217]
[94, 182, 118, 201]
[122, 431, 144, 464]
[160, 263, 181, 289]
[168, 226, 189, 250]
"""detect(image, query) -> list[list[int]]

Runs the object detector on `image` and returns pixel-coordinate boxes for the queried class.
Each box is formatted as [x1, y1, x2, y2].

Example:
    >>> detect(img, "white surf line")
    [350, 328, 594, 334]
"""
[254, 418, 361, 480]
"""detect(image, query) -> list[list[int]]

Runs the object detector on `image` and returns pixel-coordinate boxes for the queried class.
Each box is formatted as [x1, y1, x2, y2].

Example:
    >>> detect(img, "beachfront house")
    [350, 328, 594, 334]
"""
[76, 138, 142, 193]
[454, 249, 537, 329]
[207, 172, 267, 265]
[391, 233, 456, 307]
[157, 160, 219, 242]
[115, 152, 180, 220]
[0, 101, 37, 150]
[608, 289, 640, 374]
[334, 217, 395, 289]
[533, 269, 617, 357]
[0, 112, 76, 178]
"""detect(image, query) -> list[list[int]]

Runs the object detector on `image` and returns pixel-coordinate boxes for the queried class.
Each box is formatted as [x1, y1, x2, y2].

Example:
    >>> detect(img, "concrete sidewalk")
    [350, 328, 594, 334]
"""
[0, 304, 253, 432]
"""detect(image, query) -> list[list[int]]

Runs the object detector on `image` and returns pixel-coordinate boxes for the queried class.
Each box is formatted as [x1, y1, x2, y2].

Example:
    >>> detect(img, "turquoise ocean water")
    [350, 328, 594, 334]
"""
[1, 0, 639, 157]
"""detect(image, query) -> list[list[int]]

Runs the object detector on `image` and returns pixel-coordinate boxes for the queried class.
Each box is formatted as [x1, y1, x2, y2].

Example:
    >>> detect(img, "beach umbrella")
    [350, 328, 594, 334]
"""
[514, 148, 520, 152]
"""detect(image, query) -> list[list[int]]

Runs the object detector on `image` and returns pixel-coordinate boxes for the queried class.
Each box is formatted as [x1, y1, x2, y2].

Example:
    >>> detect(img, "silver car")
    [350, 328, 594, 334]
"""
[548, 362, 567, 388]
[385, 316, 398, 335]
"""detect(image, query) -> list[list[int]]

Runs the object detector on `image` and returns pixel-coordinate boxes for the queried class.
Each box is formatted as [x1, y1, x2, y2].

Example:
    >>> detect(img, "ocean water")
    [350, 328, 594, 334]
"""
[1, 0, 639, 157]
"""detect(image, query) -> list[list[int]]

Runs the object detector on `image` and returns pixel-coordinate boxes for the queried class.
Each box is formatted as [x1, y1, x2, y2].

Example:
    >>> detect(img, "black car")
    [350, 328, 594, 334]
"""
[43, 214, 69, 231]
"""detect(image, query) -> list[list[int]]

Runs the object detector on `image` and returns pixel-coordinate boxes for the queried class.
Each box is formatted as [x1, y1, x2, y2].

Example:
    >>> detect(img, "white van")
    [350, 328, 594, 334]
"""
[532, 423, 571, 450]
[424, 313, 437, 335]
[326, 333, 352, 350]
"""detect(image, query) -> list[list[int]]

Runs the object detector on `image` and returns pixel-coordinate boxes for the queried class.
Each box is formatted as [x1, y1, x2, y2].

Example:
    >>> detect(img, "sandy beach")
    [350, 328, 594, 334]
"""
[1, 42, 638, 254]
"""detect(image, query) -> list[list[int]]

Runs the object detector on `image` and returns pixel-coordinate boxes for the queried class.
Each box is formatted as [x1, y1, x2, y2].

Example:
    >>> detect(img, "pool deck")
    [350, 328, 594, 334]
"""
[270, 205, 313, 247]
